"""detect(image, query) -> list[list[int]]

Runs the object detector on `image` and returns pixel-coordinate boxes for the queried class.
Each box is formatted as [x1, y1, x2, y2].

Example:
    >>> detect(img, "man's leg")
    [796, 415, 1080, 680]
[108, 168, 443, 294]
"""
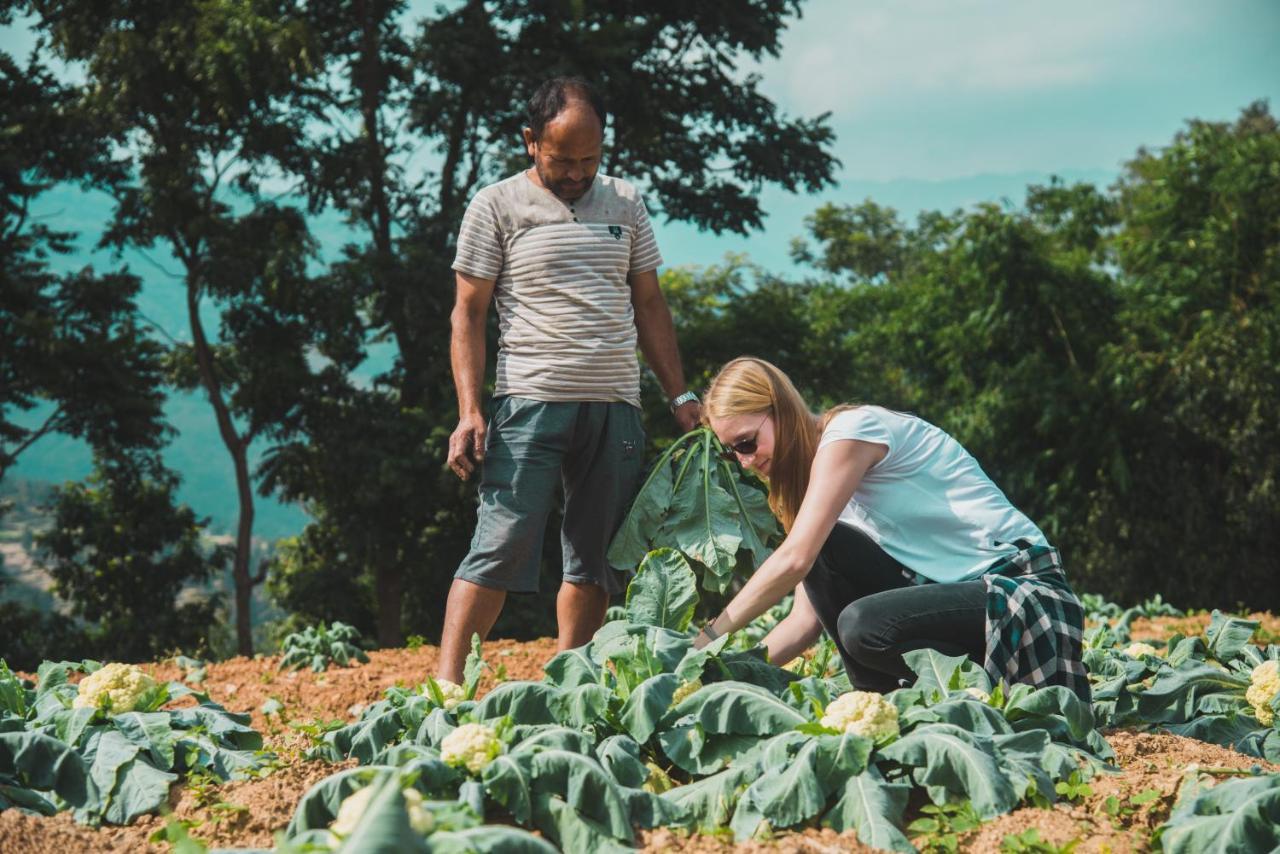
[555, 579, 610, 651]
[558, 402, 645, 649]
[441, 397, 569, 680]
[438, 579, 508, 683]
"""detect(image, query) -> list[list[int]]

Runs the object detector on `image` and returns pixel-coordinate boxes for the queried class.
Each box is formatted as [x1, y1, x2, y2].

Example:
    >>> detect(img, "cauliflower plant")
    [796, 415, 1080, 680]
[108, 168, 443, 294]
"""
[425, 678, 466, 711]
[440, 722, 502, 774]
[73, 663, 156, 713]
[1124, 642, 1161, 659]
[330, 783, 433, 837]
[642, 761, 674, 794]
[820, 690, 900, 740]
[1246, 660, 1280, 727]
[670, 679, 702, 707]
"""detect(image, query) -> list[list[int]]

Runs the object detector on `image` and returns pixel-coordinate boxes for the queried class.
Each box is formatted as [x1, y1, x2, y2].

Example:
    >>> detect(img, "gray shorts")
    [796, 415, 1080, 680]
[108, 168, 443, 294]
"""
[454, 396, 646, 595]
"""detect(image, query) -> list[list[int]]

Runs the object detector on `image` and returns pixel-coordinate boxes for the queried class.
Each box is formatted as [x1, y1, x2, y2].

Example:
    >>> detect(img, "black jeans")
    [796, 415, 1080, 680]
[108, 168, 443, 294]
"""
[802, 523, 987, 693]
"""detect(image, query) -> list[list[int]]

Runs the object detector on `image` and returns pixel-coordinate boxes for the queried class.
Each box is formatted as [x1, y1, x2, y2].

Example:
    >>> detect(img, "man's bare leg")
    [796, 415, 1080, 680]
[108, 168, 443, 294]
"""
[438, 578, 507, 683]
[556, 579, 610, 651]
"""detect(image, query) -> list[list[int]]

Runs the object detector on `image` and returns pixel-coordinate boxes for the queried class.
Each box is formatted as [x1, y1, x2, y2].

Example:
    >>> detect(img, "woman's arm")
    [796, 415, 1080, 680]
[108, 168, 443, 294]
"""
[693, 437, 886, 648]
[760, 583, 824, 665]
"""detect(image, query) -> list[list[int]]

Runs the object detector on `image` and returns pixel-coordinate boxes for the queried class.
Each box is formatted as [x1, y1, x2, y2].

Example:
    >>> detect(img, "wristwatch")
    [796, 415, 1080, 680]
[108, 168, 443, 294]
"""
[669, 390, 699, 412]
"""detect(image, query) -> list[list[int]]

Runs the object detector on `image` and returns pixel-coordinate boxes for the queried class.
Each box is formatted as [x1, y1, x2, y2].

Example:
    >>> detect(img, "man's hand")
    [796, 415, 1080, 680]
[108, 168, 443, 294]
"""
[448, 413, 487, 480]
[673, 400, 702, 434]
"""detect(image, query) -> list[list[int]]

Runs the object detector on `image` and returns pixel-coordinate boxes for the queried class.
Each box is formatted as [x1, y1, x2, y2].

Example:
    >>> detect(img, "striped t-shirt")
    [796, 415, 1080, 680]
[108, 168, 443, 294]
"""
[452, 171, 663, 407]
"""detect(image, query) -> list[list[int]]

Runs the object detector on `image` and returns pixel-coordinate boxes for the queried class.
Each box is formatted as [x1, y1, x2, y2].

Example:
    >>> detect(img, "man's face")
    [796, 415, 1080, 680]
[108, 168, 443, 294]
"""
[524, 103, 603, 202]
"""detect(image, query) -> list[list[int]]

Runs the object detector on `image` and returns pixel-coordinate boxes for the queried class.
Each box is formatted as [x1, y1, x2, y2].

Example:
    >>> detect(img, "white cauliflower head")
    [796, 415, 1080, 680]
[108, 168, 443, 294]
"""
[1124, 642, 1161, 659]
[425, 678, 466, 711]
[330, 783, 433, 837]
[72, 663, 156, 713]
[962, 687, 991, 703]
[440, 722, 502, 774]
[670, 679, 702, 708]
[820, 691, 900, 740]
[1246, 660, 1280, 727]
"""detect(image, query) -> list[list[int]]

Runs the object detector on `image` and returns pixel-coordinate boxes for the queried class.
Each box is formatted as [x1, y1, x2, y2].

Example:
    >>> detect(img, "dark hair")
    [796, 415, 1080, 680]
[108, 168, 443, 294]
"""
[526, 77, 607, 140]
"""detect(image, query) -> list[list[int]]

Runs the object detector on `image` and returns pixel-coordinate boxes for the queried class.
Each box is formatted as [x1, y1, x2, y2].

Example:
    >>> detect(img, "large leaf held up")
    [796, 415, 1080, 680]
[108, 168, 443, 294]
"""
[730, 738, 826, 838]
[333, 773, 430, 854]
[608, 429, 779, 593]
[1203, 611, 1260, 663]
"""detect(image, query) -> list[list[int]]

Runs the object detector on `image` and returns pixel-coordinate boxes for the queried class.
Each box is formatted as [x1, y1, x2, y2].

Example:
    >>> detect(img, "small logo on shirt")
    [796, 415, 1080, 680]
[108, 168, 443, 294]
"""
[609, 225, 623, 240]
[622, 439, 637, 459]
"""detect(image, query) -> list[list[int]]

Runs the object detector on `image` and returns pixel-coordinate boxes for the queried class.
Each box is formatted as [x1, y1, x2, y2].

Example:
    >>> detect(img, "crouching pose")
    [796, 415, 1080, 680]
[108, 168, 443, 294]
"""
[693, 357, 1090, 700]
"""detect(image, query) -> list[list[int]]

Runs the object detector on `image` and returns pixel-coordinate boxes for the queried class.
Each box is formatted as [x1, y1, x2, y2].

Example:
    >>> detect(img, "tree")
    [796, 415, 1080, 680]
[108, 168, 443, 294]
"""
[1085, 101, 1280, 608]
[260, 0, 840, 646]
[36, 455, 228, 662]
[0, 27, 167, 479]
[31, 0, 325, 653]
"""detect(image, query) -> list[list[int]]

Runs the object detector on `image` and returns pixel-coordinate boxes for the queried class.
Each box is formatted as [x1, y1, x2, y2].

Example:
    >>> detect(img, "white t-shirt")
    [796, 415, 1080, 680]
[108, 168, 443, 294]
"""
[817, 406, 1048, 583]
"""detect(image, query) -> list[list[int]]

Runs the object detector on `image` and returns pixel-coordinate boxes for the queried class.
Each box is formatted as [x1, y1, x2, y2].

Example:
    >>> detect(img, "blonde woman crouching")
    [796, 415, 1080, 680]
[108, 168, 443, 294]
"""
[693, 357, 1089, 700]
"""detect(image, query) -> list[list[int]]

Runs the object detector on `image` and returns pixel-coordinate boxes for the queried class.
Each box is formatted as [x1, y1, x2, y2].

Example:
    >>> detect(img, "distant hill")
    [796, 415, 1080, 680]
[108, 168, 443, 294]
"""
[9, 396, 310, 541]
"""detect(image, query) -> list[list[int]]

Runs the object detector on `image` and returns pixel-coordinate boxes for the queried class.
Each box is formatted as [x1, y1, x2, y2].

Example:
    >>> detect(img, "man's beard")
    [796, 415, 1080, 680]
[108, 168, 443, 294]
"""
[537, 164, 593, 201]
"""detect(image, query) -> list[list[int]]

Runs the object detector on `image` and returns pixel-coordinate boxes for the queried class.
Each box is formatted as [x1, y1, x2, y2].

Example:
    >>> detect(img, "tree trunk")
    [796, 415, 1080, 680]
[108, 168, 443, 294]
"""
[374, 558, 405, 647]
[231, 452, 257, 655]
[355, 0, 409, 648]
[186, 276, 258, 655]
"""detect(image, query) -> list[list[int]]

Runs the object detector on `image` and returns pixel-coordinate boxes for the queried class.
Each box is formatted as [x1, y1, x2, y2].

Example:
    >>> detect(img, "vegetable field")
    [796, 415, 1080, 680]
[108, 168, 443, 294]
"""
[2, 596, 1280, 853]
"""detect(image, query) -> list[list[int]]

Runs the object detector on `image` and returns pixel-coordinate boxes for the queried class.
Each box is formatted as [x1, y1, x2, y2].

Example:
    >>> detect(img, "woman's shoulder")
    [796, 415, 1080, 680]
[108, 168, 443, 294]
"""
[823, 404, 908, 432]
[820, 405, 896, 448]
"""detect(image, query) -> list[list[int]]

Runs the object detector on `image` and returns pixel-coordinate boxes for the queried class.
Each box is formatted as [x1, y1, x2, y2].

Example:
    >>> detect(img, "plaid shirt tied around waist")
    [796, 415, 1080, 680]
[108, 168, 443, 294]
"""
[980, 542, 1091, 702]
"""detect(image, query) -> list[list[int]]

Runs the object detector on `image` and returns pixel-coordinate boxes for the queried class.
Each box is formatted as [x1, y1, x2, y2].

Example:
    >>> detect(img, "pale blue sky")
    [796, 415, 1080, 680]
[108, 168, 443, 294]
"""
[5, 2, 1276, 272]
[654, 0, 1280, 272]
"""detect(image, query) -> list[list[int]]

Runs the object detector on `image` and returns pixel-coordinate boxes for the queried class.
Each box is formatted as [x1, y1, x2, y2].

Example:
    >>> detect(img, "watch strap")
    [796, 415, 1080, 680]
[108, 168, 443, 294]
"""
[669, 390, 699, 412]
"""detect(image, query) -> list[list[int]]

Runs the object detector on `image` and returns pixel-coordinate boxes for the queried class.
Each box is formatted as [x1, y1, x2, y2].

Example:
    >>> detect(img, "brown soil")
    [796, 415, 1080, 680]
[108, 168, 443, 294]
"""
[2, 616, 1277, 853]
[1125, 611, 1280, 646]
[960, 730, 1279, 853]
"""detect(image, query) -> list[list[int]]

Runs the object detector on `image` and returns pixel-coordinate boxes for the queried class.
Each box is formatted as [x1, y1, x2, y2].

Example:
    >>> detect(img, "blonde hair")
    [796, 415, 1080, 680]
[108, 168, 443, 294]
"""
[703, 357, 833, 532]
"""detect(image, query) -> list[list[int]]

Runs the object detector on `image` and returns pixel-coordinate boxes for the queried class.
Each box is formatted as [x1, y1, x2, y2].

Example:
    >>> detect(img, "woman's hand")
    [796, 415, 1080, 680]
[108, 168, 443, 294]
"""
[693, 612, 726, 649]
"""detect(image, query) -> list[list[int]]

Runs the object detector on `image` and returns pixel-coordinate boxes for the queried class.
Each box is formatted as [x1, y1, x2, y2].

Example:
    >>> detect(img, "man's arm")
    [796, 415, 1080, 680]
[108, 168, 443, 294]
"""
[629, 268, 700, 432]
[448, 270, 496, 480]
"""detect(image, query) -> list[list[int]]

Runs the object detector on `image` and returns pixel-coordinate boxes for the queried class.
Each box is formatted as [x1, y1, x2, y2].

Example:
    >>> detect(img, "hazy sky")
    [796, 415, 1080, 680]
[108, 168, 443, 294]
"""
[758, 0, 1277, 180]
[4, 2, 1276, 271]
[655, 0, 1280, 271]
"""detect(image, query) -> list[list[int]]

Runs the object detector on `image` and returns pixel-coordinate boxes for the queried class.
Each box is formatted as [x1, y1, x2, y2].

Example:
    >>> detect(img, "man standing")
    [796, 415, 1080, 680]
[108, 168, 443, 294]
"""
[439, 77, 700, 682]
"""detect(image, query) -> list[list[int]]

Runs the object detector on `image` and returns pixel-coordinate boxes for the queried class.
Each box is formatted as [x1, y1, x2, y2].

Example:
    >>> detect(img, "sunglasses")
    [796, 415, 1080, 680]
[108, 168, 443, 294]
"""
[719, 413, 770, 461]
